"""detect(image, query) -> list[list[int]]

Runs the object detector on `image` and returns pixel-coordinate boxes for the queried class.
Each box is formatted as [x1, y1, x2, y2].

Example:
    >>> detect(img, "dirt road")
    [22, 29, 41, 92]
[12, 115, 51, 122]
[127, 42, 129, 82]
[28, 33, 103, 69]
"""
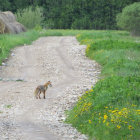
[0, 37, 100, 140]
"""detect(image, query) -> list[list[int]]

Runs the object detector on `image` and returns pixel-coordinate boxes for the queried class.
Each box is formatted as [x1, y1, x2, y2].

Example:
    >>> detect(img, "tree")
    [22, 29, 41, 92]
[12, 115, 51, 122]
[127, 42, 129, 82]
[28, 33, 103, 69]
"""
[0, 0, 11, 11]
[116, 2, 140, 36]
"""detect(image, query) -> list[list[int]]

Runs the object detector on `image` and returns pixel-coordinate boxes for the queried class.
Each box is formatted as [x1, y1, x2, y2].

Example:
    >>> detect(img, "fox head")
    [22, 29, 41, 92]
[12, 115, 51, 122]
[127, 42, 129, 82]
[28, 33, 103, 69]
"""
[46, 81, 52, 87]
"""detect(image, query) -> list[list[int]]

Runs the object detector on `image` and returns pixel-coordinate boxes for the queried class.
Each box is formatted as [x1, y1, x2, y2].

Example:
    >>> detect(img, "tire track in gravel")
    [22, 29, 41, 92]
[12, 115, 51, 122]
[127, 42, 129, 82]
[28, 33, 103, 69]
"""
[0, 37, 100, 140]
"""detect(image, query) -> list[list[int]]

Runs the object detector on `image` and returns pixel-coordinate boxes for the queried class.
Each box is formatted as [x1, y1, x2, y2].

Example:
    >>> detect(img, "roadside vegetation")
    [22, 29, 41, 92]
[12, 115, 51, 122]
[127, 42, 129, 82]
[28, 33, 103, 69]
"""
[66, 31, 140, 140]
[0, 29, 140, 140]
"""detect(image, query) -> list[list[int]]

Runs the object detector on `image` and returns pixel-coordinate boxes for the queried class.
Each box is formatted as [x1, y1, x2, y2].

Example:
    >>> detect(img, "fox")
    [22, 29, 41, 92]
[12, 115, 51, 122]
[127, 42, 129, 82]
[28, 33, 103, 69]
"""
[34, 81, 52, 99]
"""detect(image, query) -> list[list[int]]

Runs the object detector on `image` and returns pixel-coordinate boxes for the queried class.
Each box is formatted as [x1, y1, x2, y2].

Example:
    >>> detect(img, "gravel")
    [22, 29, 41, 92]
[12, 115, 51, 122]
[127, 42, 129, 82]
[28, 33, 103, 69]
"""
[0, 36, 100, 140]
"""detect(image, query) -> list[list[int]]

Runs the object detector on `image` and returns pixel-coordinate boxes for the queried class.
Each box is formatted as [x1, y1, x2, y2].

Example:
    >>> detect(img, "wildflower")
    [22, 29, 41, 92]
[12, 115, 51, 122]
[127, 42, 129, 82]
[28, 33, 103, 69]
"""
[104, 114, 108, 120]
[117, 125, 121, 129]
[88, 103, 92, 106]
[118, 111, 122, 115]
[132, 104, 136, 107]
[89, 120, 92, 124]
[105, 106, 108, 109]
[128, 125, 134, 130]
[112, 110, 118, 113]
[89, 89, 94, 92]
[85, 91, 88, 94]
[111, 119, 115, 123]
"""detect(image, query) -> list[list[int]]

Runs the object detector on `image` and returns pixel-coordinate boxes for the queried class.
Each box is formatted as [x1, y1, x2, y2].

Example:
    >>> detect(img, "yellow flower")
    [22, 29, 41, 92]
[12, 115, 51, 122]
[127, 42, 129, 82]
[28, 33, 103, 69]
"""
[85, 91, 88, 94]
[112, 110, 118, 113]
[104, 114, 108, 120]
[118, 111, 122, 115]
[89, 89, 94, 92]
[117, 125, 121, 129]
[88, 103, 92, 106]
[89, 120, 92, 124]
[103, 120, 106, 123]
[128, 125, 134, 130]
[111, 119, 115, 123]
[132, 104, 136, 107]
[105, 106, 108, 109]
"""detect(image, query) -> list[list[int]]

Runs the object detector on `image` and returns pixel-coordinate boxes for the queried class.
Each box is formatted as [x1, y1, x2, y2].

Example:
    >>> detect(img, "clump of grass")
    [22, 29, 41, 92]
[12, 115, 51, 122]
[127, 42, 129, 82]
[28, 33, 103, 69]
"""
[5, 104, 12, 109]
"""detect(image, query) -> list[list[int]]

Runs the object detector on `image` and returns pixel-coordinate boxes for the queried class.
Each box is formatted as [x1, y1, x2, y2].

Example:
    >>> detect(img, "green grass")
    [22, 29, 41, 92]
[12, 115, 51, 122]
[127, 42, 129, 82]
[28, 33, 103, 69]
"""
[0, 30, 40, 64]
[65, 30, 140, 140]
[0, 29, 140, 139]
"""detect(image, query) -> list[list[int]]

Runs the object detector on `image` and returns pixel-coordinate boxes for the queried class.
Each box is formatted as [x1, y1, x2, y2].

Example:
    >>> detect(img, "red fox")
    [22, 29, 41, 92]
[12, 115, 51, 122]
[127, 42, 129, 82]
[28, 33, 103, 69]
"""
[34, 81, 52, 99]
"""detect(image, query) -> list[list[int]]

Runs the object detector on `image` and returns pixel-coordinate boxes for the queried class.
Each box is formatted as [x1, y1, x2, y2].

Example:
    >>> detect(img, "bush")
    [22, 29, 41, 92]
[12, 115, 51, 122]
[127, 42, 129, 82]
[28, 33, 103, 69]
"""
[16, 6, 44, 29]
[116, 2, 140, 36]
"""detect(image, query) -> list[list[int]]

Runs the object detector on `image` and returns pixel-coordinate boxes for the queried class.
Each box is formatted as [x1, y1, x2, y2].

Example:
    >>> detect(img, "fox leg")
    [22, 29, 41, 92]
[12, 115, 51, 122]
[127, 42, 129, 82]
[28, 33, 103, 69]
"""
[38, 91, 41, 99]
[43, 91, 46, 99]
[36, 94, 38, 99]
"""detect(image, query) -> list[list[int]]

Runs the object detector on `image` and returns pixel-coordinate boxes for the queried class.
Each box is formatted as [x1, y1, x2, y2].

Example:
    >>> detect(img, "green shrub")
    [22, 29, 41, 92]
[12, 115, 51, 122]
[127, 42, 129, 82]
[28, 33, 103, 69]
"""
[116, 2, 140, 36]
[16, 6, 44, 29]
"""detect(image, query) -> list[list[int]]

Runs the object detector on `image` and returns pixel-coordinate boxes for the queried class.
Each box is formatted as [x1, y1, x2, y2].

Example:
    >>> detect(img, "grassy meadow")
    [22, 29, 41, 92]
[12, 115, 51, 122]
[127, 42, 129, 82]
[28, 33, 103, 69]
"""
[66, 30, 140, 140]
[0, 29, 140, 139]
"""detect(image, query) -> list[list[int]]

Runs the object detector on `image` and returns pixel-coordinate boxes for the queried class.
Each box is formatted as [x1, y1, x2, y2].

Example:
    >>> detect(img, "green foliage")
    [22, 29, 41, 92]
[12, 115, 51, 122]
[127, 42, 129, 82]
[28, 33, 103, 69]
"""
[0, 0, 139, 30]
[42, 0, 139, 29]
[116, 2, 140, 36]
[66, 30, 140, 139]
[71, 17, 91, 29]
[16, 6, 44, 29]
[0, 0, 11, 11]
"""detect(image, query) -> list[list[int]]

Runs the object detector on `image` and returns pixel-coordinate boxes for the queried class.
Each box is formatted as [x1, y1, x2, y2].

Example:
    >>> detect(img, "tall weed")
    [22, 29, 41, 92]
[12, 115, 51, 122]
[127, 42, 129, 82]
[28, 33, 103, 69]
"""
[16, 6, 44, 29]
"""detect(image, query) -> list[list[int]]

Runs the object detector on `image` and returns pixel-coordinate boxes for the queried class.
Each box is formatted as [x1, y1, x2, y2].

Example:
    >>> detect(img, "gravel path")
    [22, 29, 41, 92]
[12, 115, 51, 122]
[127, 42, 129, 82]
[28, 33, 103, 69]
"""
[0, 37, 100, 140]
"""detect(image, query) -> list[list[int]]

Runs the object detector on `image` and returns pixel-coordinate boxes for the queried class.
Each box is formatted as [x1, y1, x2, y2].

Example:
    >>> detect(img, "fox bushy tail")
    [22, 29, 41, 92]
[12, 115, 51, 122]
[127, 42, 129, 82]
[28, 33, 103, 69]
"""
[34, 88, 39, 97]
